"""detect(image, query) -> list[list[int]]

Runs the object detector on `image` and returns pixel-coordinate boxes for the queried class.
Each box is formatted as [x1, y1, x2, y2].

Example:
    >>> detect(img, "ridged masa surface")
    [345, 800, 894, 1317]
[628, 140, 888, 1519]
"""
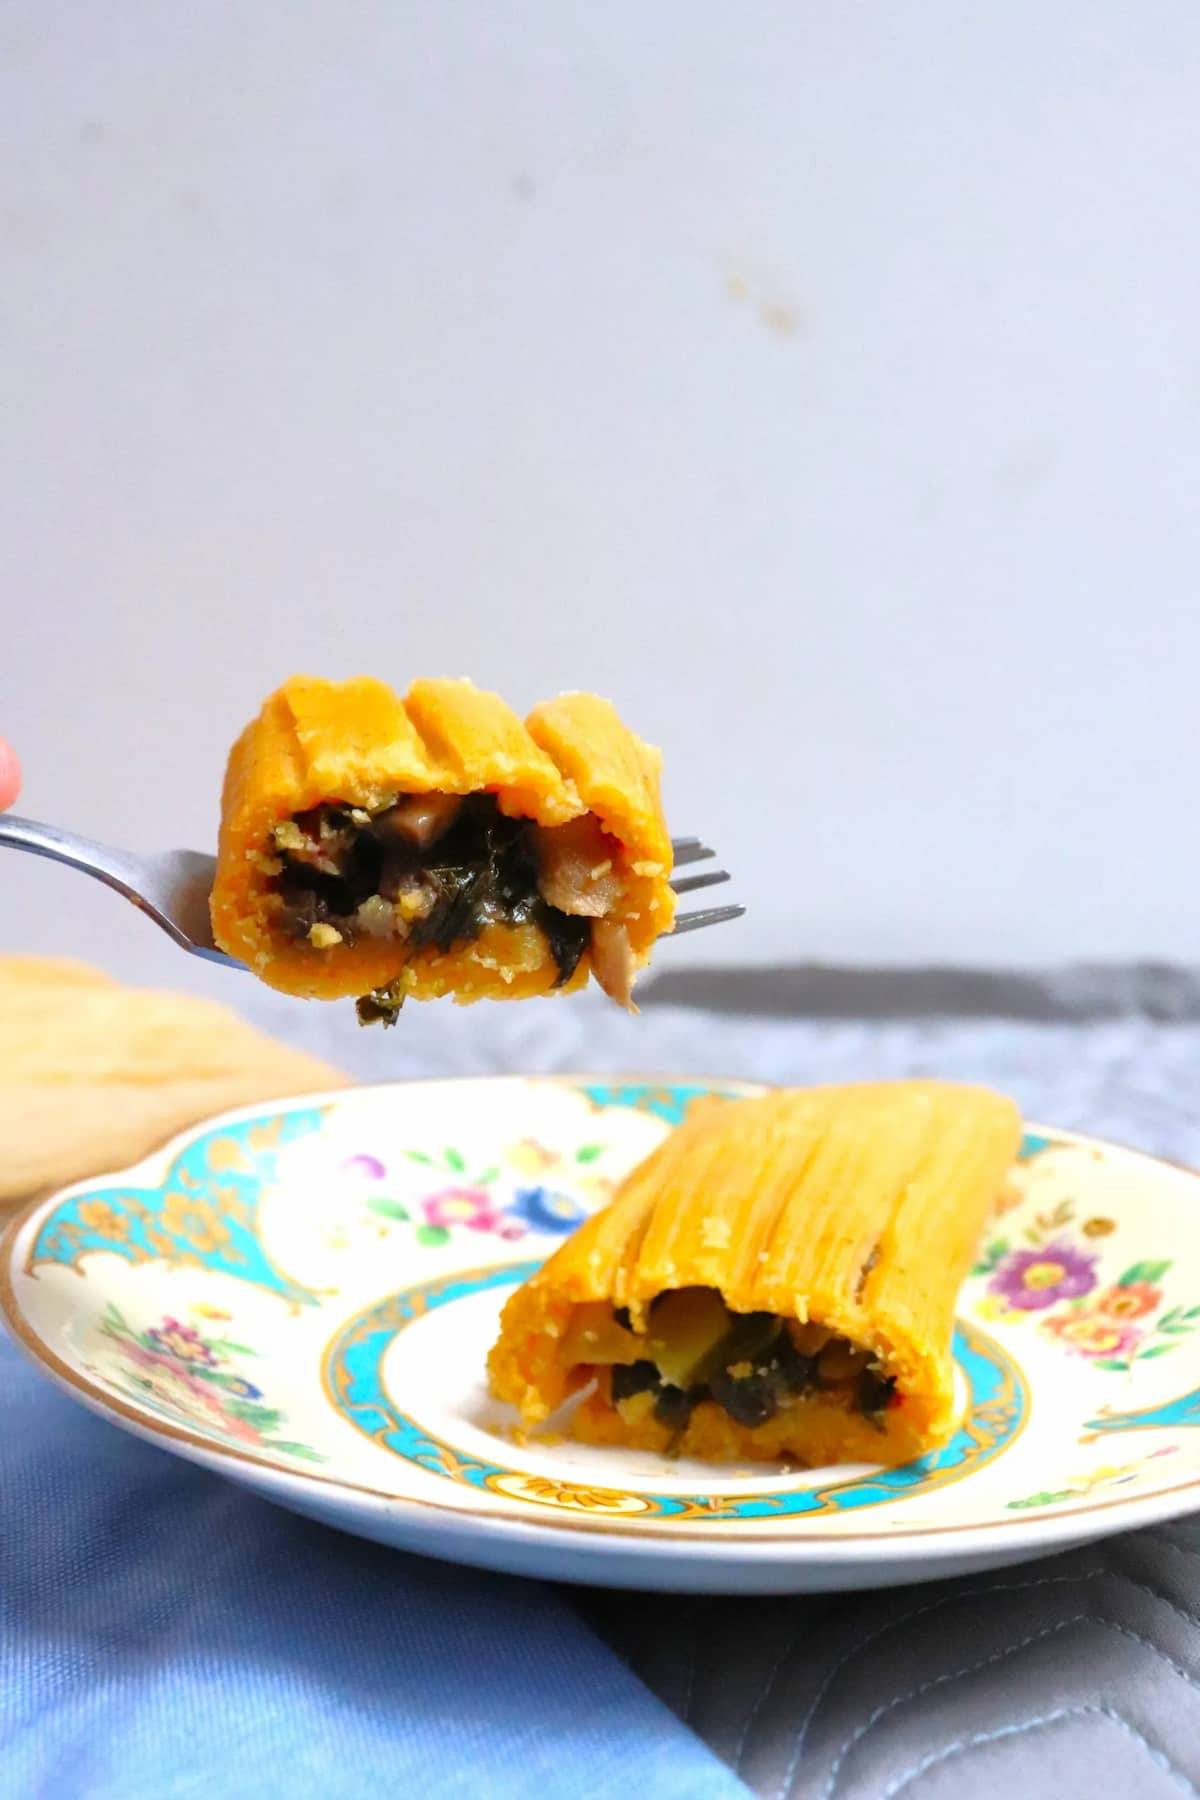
[489, 1081, 1021, 1466]
[210, 675, 674, 1002]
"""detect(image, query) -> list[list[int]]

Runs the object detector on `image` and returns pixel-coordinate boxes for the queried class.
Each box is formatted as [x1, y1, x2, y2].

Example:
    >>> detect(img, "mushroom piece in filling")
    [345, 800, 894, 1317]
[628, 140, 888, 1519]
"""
[268, 793, 636, 1020]
[559, 1288, 897, 1435]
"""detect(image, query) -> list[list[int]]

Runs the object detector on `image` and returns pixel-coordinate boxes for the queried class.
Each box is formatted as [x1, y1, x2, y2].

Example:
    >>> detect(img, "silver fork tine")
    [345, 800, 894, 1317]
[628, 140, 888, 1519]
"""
[670, 903, 745, 935]
[671, 842, 717, 869]
[671, 868, 730, 896]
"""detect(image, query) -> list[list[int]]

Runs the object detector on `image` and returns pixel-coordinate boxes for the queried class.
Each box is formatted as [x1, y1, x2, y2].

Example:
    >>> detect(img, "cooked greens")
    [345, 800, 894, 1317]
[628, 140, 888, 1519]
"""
[599, 1289, 897, 1435]
[273, 794, 592, 1021]
[354, 983, 405, 1028]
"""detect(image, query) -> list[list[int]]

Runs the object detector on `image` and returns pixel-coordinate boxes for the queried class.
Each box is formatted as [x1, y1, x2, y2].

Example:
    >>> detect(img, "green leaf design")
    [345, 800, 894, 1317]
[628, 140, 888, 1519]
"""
[1118, 1260, 1171, 1287]
[1158, 1307, 1183, 1330]
[575, 1144, 604, 1164]
[1159, 1323, 1194, 1337]
[209, 1339, 257, 1357]
[416, 1224, 451, 1248]
[226, 1400, 280, 1428]
[272, 1441, 325, 1462]
[102, 1302, 138, 1346]
[971, 1239, 1010, 1276]
[1137, 1343, 1179, 1360]
[1092, 1358, 1131, 1372]
[367, 1196, 410, 1221]
[1184, 1306, 1200, 1321]
[404, 1150, 436, 1167]
[474, 1167, 500, 1187]
[1007, 1490, 1071, 1510]
[444, 1148, 466, 1173]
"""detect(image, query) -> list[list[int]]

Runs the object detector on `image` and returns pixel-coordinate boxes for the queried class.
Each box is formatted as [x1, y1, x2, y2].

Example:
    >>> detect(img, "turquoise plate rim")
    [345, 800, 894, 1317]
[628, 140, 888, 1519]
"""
[5, 1075, 1200, 1563]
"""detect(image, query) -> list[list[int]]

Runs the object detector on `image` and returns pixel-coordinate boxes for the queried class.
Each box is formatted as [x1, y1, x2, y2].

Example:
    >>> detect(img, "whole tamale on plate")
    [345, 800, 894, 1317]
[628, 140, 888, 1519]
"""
[488, 1083, 1022, 1469]
[7, 1075, 1200, 1594]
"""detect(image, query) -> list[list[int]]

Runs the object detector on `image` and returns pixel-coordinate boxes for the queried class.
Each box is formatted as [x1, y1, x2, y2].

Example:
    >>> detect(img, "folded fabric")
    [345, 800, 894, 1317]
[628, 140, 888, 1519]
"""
[0, 1330, 747, 1799]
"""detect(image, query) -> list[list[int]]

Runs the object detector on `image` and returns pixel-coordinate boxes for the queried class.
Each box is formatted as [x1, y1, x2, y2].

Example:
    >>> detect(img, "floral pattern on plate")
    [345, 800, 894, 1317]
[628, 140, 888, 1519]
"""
[337, 1138, 608, 1250]
[1007, 1447, 1179, 1511]
[89, 1302, 324, 1463]
[8, 1079, 1200, 1593]
[972, 1189, 1200, 1373]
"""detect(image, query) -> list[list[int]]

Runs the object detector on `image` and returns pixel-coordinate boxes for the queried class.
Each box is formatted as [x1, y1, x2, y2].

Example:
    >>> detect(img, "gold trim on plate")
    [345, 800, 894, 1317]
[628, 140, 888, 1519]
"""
[3, 1080, 1199, 1550]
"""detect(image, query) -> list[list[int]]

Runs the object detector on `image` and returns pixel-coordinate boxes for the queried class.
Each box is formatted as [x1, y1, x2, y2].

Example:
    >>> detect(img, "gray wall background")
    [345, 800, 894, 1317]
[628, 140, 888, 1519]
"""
[2, 3, 1196, 994]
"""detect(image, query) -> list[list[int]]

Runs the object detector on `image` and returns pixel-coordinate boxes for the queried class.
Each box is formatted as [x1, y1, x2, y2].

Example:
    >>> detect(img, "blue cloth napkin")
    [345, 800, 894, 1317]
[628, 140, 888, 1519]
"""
[0, 1330, 748, 1800]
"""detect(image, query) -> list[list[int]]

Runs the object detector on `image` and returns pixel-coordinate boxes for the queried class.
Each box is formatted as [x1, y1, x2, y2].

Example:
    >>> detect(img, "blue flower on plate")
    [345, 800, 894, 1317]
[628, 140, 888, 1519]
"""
[221, 1375, 264, 1401]
[507, 1186, 588, 1235]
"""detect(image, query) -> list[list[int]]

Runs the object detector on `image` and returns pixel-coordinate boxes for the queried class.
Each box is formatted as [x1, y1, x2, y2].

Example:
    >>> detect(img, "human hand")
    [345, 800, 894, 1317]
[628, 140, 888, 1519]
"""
[0, 738, 21, 810]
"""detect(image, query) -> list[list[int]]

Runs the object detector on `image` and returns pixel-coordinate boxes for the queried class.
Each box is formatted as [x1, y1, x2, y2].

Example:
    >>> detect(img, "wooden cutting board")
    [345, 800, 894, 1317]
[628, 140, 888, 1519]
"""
[0, 957, 346, 1206]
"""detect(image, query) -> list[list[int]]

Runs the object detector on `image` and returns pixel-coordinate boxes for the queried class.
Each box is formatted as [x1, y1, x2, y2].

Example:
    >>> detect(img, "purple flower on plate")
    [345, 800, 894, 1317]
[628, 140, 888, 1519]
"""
[507, 1186, 588, 1235]
[341, 1154, 387, 1181]
[989, 1242, 1098, 1312]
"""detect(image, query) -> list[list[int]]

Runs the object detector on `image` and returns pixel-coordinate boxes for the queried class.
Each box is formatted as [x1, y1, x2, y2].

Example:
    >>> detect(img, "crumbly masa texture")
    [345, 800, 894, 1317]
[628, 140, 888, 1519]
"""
[487, 1080, 1022, 1468]
[209, 676, 675, 1016]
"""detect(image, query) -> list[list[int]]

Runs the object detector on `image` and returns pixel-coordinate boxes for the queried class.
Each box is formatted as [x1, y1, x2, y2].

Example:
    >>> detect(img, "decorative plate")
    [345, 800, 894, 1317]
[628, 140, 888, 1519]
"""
[5, 1076, 1200, 1594]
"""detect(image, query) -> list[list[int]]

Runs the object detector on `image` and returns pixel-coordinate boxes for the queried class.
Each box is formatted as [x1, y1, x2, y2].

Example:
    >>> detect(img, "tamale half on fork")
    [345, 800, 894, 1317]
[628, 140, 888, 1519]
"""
[488, 1081, 1021, 1467]
[210, 675, 676, 1015]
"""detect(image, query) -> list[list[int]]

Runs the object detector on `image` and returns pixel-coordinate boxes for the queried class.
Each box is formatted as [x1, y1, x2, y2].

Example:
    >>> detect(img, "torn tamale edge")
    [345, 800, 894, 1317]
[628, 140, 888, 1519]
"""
[210, 675, 675, 1003]
[487, 1081, 1022, 1468]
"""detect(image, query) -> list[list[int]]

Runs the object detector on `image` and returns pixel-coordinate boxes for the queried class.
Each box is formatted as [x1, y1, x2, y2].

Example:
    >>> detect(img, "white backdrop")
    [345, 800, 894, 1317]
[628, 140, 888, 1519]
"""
[2, 2, 1198, 994]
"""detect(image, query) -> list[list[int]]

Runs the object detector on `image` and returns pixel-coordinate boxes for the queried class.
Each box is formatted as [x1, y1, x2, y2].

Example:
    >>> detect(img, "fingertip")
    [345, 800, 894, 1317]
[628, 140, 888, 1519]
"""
[0, 739, 22, 811]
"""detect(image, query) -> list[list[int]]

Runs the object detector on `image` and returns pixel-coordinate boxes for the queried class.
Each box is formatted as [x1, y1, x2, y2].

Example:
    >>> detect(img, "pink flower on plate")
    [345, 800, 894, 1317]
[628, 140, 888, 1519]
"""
[1042, 1313, 1142, 1359]
[120, 1347, 264, 1444]
[146, 1318, 218, 1366]
[1094, 1282, 1161, 1322]
[197, 1394, 263, 1446]
[120, 1341, 213, 1395]
[421, 1187, 506, 1233]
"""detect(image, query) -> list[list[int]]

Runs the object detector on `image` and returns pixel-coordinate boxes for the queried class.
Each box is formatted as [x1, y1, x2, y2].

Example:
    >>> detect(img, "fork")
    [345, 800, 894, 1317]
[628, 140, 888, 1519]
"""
[0, 815, 743, 970]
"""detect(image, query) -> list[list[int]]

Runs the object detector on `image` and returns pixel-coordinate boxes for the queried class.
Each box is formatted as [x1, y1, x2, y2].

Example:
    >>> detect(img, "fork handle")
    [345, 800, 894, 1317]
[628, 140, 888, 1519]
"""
[0, 813, 150, 907]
